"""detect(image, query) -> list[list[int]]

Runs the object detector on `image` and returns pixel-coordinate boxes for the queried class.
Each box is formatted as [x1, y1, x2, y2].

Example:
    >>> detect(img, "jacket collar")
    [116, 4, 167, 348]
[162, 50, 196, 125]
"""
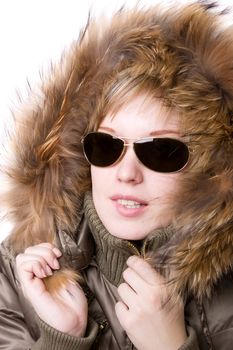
[57, 191, 172, 287]
[82, 191, 172, 286]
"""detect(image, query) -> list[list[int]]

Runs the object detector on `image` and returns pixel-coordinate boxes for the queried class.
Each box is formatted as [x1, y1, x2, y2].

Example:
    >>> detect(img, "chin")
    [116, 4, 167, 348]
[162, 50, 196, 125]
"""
[106, 224, 149, 241]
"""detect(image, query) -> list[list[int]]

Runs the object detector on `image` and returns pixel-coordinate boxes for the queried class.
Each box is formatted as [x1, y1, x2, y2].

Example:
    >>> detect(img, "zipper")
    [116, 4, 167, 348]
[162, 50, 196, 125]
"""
[126, 240, 148, 259]
[94, 319, 109, 347]
[141, 239, 149, 258]
[98, 319, 108, 331]
[126, 241, 141, 256]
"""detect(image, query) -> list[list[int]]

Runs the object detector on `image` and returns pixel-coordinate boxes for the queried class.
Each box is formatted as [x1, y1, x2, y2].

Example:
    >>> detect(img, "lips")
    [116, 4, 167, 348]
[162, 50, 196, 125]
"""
[111, 194, 148, 217]
[111, 194, 148, 205]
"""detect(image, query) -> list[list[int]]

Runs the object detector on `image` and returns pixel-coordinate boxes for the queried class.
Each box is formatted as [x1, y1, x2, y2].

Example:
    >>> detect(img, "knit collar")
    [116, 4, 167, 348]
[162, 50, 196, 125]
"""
[83, 191, 172, 286]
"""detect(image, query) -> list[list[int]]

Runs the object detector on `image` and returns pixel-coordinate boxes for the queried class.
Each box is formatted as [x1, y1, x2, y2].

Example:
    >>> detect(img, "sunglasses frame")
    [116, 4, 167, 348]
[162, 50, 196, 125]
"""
[81, 131, 190, 173]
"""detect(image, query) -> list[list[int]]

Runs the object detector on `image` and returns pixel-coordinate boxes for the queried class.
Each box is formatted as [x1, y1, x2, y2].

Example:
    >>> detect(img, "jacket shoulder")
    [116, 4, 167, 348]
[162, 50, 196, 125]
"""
[185, 272, 233, 349]
[0, 238, 17, 279]
[206, 273, 233, 347]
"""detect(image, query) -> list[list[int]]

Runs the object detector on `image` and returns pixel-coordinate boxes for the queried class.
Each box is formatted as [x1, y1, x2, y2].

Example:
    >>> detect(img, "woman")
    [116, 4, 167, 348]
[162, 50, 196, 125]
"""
[0, 2, 233, 349]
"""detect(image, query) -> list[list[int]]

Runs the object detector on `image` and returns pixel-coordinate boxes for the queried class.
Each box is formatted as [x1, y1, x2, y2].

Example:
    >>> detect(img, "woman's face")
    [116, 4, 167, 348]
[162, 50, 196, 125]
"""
[91, 93, 181, 240]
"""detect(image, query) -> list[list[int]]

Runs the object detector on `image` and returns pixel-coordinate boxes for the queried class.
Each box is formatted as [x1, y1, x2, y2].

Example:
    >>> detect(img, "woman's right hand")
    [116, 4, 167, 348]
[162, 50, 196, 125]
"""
[16, 243, 88, 337]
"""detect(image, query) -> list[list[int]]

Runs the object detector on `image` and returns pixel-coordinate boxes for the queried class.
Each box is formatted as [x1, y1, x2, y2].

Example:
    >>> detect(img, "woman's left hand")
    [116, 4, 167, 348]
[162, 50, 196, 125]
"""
[115, 256, 187, 350]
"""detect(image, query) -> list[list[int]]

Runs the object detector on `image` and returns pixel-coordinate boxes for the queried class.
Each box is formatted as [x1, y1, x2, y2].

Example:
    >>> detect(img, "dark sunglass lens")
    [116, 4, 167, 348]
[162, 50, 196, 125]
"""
[134, 138, 189, 172]
[83, 132, 124, 167]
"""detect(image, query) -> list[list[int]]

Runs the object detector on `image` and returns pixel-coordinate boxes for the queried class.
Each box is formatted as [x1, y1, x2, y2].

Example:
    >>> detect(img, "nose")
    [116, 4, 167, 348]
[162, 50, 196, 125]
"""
[116, 146, 143, 184]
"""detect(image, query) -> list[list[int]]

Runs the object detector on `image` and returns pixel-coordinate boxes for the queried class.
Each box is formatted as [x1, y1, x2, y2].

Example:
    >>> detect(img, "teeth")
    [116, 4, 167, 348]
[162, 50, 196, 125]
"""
[117, 199, 142, 209]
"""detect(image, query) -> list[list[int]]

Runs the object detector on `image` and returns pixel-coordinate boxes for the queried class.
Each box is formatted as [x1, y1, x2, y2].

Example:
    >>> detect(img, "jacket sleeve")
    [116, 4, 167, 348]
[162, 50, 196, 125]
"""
[0, 270, 36, 349]
[33, 317, 98, 350]
[0, 240, 98, 350]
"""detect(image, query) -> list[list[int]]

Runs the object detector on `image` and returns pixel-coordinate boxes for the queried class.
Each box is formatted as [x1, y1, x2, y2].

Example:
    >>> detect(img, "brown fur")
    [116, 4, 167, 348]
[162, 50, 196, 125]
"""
[1, 2, 233, 299]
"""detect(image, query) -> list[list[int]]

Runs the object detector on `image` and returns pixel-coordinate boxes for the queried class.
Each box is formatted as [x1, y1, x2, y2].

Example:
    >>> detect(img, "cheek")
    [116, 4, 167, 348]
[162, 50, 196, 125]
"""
[148, 173, 179, 197]
[91, 166, 112, 218]
[91, 166, 111, 193]
[91, 166, 100, 192]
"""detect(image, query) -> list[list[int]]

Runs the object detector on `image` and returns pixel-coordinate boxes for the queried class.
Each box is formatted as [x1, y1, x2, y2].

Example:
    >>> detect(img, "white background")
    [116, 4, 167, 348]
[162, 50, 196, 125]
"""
[0, 0, 232, 241]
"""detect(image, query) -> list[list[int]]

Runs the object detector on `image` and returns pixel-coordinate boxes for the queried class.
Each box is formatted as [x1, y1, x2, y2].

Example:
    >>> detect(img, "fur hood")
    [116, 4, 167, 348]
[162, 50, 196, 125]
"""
[1, 1, 233, 301]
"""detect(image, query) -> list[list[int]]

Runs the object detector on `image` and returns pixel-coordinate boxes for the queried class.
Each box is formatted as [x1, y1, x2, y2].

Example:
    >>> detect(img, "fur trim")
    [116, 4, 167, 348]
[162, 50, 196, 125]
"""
[1, 1, 233, 299]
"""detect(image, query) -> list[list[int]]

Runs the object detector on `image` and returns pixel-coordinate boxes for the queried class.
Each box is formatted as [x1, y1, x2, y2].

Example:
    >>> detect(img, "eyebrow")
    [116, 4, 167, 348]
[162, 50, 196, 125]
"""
[99, 126, 180, 136]
[150, 130, 180, 136]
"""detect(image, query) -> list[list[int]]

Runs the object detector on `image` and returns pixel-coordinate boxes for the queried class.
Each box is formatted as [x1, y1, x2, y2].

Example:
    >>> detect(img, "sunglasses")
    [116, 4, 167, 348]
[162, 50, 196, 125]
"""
[81, 131, 189, 173]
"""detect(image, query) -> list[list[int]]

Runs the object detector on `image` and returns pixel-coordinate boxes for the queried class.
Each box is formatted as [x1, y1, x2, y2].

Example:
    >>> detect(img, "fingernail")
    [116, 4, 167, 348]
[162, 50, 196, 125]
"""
[127, 255, 138, 265]
[45, 265, 53, 276]
[53, 259, 60, 270]
[52, 247, 62, 257]
[40, 268, 47, 278]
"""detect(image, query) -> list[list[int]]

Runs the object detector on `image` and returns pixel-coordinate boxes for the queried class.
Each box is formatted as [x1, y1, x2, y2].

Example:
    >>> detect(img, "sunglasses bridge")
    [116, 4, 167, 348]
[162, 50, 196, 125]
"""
[111, 136, 158, 163]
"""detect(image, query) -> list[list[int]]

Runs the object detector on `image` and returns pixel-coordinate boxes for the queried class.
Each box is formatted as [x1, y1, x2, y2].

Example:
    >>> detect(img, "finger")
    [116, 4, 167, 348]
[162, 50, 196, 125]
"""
[122, 267, 148, 294]
[17, 259, 50, 283]
[16, 254, 54, 277]
[36, 242, 55, 249]
[24, 246, 61, 270]
[117, 282, 137, 310]
[37, 243, 62, 258]
[115, 301, 129, 328]
[127, 256, 164, 285]
[16, 259, 50, 299]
